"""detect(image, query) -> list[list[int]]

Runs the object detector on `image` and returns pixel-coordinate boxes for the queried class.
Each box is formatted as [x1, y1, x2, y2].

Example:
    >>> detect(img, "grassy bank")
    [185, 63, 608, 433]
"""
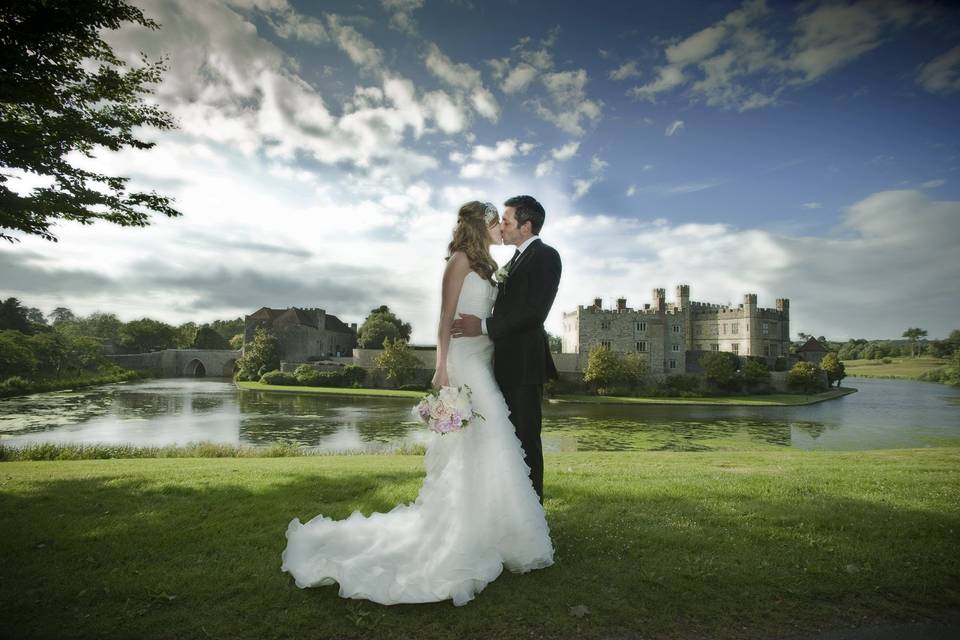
[552, 387, 857, 407]
[843, 356, 949, 380]
[0, 368, 146, 398]
[1, 448, 958, 640]
[237, 380, 425, 399]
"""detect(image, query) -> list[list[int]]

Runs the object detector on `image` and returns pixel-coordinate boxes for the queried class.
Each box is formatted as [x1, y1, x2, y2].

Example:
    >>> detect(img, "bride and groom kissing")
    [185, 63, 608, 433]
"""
[282, 195, 562, 607]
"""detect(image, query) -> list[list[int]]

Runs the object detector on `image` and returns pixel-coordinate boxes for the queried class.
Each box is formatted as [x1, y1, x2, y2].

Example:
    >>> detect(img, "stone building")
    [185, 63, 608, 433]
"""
[795, 337, 828, 366]
[243, 307, 357, 362]
[562, 285, 791, 376]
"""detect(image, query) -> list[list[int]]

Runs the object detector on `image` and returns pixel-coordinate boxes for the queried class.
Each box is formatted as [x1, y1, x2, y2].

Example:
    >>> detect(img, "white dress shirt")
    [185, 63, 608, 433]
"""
[480, 235, 539, 335]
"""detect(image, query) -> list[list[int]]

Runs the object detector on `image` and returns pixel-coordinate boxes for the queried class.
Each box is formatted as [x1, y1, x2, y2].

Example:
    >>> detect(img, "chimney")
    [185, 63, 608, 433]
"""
[616, 297, 627, 312]
[593, 297, 602, 310]
[653, 288, 666, 312]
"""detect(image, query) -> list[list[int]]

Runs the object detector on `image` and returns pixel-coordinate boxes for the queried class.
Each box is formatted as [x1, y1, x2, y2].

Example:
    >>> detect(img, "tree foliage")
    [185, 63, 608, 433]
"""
[118, 318, 177, 353]
[786, 361, 825, 393]
[0, 0, 180, 243]
[902, 327, 928, 358]
[192, 326, 230, 350]
[821, 352, 846, 387]
[700, 351, 740, 391]
[375, 337, 420, 387]
[357, 306, 411, 348]
[235, 327, 280, 380]
[582, 344, 647, 394]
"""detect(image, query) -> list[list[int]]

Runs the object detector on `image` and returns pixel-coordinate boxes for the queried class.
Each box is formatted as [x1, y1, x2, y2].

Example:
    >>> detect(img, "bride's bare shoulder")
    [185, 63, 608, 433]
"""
[445, 251, 470, 272]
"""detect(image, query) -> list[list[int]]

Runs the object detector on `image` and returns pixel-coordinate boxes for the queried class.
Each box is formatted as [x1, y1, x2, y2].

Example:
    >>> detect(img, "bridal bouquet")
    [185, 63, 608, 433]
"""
[412, 385, 484, 435]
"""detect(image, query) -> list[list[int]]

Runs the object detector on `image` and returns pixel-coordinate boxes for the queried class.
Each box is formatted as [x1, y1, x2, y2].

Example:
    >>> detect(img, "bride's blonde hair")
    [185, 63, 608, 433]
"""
[447, 201, 498, 282]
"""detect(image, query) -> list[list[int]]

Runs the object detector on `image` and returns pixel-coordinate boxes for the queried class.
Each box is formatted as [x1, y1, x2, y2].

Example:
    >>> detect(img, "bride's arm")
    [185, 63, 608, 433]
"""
[432, 251, 469, 388]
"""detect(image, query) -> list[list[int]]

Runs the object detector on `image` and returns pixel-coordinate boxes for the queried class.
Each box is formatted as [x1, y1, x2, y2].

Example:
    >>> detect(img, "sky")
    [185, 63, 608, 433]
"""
[2, 0, 959, 343]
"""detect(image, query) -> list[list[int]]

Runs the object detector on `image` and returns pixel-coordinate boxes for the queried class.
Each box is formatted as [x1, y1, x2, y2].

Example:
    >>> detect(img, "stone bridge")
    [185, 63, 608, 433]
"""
[107, 349, 241, 378]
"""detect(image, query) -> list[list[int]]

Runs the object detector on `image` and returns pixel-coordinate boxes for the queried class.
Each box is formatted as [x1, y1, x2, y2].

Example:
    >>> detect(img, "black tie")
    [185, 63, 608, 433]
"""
[508, 249, 520, 269]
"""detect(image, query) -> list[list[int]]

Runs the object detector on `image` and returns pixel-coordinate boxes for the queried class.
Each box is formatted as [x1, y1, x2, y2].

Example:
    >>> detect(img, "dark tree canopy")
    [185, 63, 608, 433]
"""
[0, 0, 180, 243]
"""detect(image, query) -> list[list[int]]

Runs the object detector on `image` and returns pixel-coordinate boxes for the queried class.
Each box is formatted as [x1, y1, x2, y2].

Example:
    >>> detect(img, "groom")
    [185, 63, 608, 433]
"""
[452, 195, 562, 505]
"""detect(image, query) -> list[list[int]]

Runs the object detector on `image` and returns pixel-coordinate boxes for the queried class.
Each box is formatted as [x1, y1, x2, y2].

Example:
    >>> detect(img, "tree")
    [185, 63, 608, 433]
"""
[0, 297, 33, 333]
[546, 332, 562, 353]
[821, 352, 846, 388]
[118, 318, 177, 353]
[739, 357, 771, 390]
[583, 344, 620, 393]
[210, 317, 244, 340]
[902, 327, 928, 358]
[175, 322, 198, 349]
[0, 330, 37, 378]
[357, 306, 411, 348]
[943, 350, 960, 387]
[48, 307, 76, 326]
[357, 315, 399, 349]
[235, 327, 280, 380]
[229, 334, 243, 350]
[375, 337, 420, 387]
[786, 361, 825, 393]
[0, 0, 180, 243]
[192, 325, 230, 350]
[700, 351, 740, 392]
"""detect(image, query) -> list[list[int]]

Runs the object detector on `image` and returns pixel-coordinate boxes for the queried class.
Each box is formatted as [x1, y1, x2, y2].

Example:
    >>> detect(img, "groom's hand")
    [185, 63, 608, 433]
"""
[451, 314, 481, 338]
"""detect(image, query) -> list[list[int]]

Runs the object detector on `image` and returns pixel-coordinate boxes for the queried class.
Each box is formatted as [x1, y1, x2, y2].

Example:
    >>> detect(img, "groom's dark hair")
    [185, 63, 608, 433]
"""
[504, 195, 545, 235]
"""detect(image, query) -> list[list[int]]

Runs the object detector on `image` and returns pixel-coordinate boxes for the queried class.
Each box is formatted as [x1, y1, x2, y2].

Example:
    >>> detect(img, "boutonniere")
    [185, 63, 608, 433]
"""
[495, 265, 511, 285]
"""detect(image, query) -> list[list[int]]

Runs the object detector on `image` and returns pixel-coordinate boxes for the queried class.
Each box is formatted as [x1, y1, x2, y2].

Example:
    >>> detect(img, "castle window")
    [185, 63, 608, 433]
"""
[669, 359, 676, 369]
[600, 340, 612, 349]
[635, 321, 646, 331]
[672, 324, 680, 333]
[764, 344, 771, 356]
[722, 323, 727, 334]
[731, 323, 738, 334]
[601, 321, 611, 330]
[762, 322, 769, 335]
[732, 343, 740, 354]
[711, 343, 719, 351]
[672, 343, 680, 352]
[636, 341, 647, 352]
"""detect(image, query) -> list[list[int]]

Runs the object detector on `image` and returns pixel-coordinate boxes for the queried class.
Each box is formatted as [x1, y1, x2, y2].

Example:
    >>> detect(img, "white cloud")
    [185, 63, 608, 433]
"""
[572, 177, 597, 200]
[626, 185, 636, 197]
[590, 155, 608, 174]
[801, 202, 823, 209]
[451, 138, 534, 179]
[551, 141, 580, 161]
[382, 0, 423, 35]
[665, 120, 685, 136]
[609, 61, 641, 81]
[502, 63, 539, 93]
[627, 0, 919, 111]
[423, 42, 500, 122]
[327, 14, 384, 72]
[921, 179, 946, 189]
[533, 69, 603, 136]
[535, 160, 554, 178]
[917, 46, 960, 94]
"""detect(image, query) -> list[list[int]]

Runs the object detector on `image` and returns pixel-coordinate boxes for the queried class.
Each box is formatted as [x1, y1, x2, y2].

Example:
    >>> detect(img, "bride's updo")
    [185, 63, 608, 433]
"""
[447, 200, 498, 282]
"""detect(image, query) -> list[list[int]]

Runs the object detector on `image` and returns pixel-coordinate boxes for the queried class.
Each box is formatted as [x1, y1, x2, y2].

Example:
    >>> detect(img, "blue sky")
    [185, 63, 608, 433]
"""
[2, 0, 959, 342]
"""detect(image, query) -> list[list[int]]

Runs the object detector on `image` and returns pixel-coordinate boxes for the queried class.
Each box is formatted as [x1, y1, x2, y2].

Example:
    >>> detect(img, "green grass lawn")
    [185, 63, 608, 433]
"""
[237, 380, 426, 399]
[553, 387, 856, 407]
[843, 356, 949, 380]
[2, 448, 958, 640]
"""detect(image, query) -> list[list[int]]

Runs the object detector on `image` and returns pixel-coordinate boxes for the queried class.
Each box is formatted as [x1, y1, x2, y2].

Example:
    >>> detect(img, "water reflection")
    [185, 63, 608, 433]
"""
[0, 377, 957, 453]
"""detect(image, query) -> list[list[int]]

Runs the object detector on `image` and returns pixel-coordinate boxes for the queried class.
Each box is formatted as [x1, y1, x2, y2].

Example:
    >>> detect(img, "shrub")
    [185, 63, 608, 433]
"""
[0, 375, 31, 396]
[659, 374, 701, 394]
[740, 357, 771, 390]
[375, 337, 420, 388]
[700, 351, 740, 392]
[260, 370, 299, 386]
[786, 361, 825, 393]
[295, 368, 323, 386]
[544, 376, 588, 397]
[341, 364, 367, 385]
[882, 357, 893, 364]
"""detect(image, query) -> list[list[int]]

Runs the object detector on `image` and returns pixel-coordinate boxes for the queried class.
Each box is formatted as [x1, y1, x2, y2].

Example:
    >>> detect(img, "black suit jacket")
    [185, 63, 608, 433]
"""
[486, 238, 562, 386]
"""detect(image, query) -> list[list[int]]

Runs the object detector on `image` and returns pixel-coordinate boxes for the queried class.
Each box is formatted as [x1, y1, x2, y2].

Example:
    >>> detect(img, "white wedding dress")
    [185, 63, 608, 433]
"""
[281, 270, 554, 606]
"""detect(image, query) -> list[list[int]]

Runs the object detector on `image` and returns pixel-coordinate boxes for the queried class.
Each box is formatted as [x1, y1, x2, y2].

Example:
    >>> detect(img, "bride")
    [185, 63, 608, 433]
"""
[281, 200, 555, 606]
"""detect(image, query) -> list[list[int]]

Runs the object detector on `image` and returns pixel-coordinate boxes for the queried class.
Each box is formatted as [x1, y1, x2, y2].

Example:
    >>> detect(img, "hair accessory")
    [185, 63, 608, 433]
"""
[482, 202, 498, 225]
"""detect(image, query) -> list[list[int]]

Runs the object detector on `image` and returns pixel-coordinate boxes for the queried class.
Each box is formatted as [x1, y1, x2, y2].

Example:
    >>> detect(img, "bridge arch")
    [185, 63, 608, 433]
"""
[184, 358, 207, 377]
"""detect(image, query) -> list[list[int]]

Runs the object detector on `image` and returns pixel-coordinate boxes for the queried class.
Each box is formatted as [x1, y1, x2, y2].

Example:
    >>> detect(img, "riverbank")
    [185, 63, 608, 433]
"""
[237, 380, 858, 407]
[842, 356, 949, 380]
[236, 380, 426, 399]
[551, 387, 857, 406]
[1, 447, 957, 640]
[0, 368, 146, 399]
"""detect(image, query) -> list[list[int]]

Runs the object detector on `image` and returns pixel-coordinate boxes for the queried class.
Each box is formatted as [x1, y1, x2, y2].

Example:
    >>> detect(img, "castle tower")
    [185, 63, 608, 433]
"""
[653, 288, 666, 312]
[616, 297, 627, 311]
[676, 284, 690, 310]
[776, 298, 790, 343]
[743, 294, 757, 356]
[743, 293, 757, 310]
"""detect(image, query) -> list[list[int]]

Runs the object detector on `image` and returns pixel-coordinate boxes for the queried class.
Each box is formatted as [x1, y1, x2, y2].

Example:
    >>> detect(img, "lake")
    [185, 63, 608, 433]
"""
[1, 377, 958, 453]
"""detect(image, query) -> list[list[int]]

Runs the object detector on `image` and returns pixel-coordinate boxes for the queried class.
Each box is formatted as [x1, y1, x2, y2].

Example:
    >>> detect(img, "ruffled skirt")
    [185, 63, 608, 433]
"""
[280, 334, 554, 606]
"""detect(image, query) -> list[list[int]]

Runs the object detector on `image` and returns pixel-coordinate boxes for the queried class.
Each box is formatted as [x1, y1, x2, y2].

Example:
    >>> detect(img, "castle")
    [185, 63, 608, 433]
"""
[244, 307, 357, 362]
[562, 285, 790, 375]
